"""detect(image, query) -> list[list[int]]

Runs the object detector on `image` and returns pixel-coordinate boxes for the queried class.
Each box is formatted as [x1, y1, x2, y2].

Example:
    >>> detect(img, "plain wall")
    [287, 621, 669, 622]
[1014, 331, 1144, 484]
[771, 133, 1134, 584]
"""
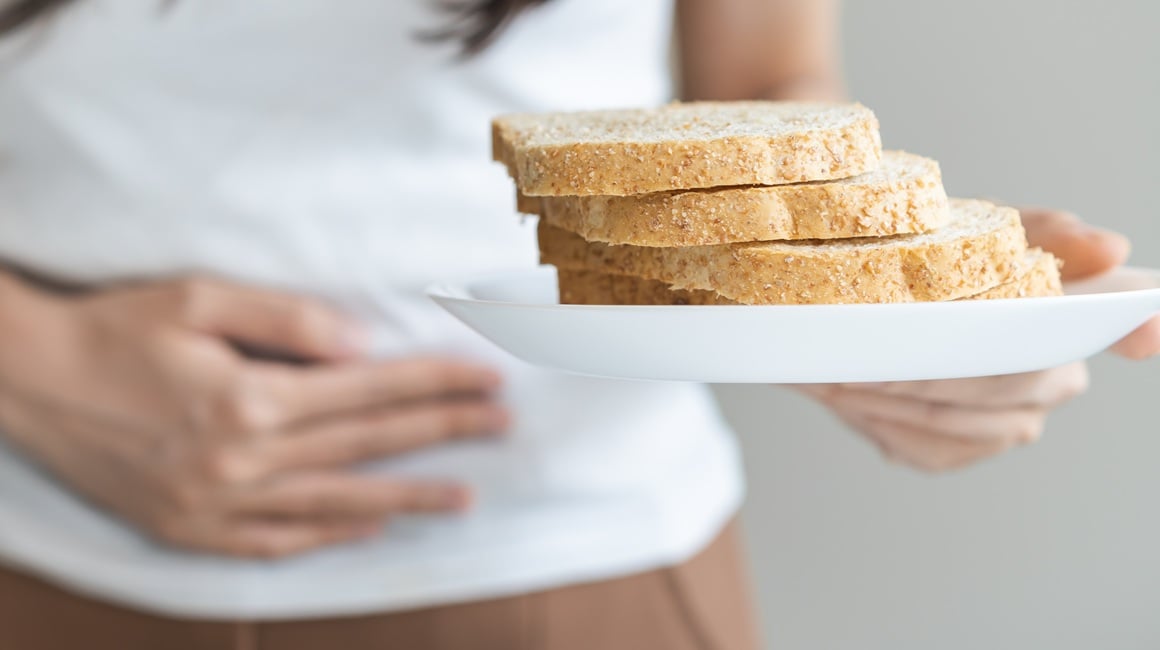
[723, 1, 1160, 648]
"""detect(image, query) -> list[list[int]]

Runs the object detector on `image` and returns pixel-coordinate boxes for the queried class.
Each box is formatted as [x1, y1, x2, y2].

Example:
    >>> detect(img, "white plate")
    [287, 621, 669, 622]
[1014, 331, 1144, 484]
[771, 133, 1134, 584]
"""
[428, 266, 1160, 383]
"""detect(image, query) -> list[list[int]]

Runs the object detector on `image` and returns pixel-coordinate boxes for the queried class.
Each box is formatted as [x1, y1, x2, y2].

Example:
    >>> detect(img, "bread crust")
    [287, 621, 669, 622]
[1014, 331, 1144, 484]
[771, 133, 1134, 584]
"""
[558, 249, 1060, 306]
[966, 248, 1062, 300]
[557, 270, 733, 305]
[494, 102, 883, 196]
[541, 199, 1028, 305]
[524, 151, 948, 246]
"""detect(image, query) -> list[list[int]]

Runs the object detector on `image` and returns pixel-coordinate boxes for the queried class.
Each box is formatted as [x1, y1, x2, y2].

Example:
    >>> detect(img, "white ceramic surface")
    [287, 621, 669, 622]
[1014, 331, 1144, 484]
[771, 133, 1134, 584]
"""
[428, 266, 1160, 383]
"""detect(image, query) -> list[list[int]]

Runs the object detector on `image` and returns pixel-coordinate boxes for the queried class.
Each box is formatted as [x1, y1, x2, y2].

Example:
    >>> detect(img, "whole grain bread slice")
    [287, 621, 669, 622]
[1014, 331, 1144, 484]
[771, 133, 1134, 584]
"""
[967, 248, 1062, 300]
[557, 270, 733, 305]
[558, 249, 1060, 306]
[540, 199, 1028, 305]
[494, 101, 882, 196]
[522, 151, 948, 246]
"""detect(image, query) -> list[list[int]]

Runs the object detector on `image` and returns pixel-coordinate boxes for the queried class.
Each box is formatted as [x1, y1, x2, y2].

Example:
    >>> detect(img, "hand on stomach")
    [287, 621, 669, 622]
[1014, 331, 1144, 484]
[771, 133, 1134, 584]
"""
[0, 275, 509, 558]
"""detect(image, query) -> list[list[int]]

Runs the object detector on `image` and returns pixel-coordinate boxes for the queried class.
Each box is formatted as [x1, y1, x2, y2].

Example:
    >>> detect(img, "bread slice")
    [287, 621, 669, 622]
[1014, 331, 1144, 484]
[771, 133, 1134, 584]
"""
[521, 151, 948, 246]
[558, 269, 733, 306]
[967, 248, 1062, 300]
[540, 199, 1028, 305]
[493, 101, 882, 196]
[558, 249, 1060, 305]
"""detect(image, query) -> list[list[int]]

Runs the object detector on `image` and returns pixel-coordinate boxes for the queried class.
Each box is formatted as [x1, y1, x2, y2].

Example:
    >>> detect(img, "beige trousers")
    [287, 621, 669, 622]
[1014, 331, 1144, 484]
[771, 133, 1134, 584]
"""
[0, 520, 760, 650]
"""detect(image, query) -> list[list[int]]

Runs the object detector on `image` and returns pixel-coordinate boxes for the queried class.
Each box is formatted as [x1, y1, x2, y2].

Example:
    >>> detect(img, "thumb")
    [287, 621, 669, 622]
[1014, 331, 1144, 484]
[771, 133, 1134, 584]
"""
[173, 278, 368, 362]
[1019, 207, 1130, 281]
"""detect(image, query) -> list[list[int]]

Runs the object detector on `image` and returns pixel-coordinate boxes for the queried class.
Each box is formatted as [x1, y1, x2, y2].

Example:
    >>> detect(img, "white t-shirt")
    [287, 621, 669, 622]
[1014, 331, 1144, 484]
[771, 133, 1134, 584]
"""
[0, 0, 744, 619]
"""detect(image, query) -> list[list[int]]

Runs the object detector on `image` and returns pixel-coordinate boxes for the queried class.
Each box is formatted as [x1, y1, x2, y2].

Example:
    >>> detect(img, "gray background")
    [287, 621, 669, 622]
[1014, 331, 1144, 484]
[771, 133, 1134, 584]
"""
[723, 1, 1160, 648]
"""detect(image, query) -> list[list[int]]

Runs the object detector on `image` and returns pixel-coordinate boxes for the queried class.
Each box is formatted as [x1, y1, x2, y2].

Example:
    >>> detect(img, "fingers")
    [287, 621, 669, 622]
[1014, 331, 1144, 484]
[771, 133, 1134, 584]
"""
[814, 385, 1048, 442]
[795, 368, 1082, 473]
[1016, 208, 1156, 360]
[1019, 208, 1130, 280]
[832, 363, 1089, 409]
[196, 357, 504, 437]
[258, 357, 504, 425]
[265, 397, 510, 473]
[840, 412, 1020, 473]
[206, 518, 384, 559]
[169, 277, 368, 362]
[1109, 316, 1160, 360]
[229, 473, 471, 520]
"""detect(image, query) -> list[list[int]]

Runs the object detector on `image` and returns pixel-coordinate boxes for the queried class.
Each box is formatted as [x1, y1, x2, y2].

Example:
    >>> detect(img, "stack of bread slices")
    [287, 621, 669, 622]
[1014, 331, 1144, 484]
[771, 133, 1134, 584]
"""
[492, 102, 1062, 306]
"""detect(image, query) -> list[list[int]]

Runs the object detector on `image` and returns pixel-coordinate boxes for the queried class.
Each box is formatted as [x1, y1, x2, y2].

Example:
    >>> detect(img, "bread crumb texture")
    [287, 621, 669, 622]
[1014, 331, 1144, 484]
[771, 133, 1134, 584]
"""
[525, 151, 947, 246]
[558, 249, 1059, 306]
[494, 101, 882, 196]
[541, 199, 1030, 305]
[494, 100, 1043, 308]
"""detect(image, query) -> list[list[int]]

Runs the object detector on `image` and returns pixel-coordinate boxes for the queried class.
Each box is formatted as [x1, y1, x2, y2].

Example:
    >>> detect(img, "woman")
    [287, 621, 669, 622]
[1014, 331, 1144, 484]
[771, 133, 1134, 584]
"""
[0, 0, 1155, 648]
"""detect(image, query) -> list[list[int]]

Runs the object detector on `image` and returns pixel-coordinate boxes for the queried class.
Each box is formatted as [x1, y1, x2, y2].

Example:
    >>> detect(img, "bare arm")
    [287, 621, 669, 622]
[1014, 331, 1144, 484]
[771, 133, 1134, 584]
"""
[676, 2, 1157, 473]
[676, 0, 844, 101]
